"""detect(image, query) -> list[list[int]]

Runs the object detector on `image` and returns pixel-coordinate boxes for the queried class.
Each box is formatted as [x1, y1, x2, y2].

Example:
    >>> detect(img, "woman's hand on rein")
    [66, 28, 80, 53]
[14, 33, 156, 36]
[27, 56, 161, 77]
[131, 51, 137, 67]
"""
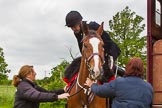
[84, 77, 95, 87]
[58, 93, 70, 99]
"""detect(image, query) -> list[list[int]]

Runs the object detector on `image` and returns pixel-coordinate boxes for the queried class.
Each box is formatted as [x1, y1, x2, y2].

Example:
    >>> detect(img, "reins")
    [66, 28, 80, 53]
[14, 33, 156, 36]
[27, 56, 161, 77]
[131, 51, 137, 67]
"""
[67, 72, 88, 98]
[68, 85, 87, 98]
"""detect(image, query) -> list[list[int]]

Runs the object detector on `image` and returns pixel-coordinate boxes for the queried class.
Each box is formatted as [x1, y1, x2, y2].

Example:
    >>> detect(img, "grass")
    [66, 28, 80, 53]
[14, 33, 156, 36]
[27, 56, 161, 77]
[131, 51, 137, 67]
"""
[0, 85, 15, 108]
[40, 103, 65, 108]
[0, 85, 65, 108]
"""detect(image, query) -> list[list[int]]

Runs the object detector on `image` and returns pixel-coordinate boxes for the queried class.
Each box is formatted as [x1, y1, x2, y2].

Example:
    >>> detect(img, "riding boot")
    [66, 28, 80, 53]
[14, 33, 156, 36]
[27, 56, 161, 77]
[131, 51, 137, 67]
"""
[113, 65, 125, 76]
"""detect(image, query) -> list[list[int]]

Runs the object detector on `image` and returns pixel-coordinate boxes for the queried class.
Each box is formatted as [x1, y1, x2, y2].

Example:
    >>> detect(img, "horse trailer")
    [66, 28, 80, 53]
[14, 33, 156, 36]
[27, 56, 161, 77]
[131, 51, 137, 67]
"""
[147, 0, 162, 107]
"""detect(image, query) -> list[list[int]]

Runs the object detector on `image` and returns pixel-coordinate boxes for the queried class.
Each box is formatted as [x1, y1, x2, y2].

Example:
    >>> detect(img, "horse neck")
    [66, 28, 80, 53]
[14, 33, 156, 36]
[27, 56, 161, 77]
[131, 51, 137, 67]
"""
[78, 56, 89, 85]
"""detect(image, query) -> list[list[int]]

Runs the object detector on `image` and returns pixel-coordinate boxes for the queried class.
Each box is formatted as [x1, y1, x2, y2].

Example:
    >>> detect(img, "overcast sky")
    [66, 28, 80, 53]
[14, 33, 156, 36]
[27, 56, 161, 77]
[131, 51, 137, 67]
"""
[0, 0, 147, 79]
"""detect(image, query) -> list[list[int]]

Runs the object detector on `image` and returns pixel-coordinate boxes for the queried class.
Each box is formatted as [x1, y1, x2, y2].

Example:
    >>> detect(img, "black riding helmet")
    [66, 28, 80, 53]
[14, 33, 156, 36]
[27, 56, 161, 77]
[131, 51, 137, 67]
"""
[65, 11, 83, 27]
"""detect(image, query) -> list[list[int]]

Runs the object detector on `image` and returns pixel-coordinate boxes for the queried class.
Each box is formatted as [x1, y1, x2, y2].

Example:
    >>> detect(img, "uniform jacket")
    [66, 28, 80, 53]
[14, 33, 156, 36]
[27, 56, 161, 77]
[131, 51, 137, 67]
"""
[74, 21, 121, 61]
[14, 79, 65, 108]
[91, 76, 153, 108]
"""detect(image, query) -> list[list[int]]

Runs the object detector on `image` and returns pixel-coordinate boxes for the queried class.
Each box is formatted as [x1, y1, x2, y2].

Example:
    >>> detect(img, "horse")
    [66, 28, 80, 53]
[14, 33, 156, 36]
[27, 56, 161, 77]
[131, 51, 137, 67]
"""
[66, 22, 108, 108]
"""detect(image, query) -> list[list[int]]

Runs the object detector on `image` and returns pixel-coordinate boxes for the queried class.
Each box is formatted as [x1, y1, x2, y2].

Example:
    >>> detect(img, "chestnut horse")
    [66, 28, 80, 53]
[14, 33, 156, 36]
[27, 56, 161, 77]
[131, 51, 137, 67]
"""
[67, 22, 108, 108]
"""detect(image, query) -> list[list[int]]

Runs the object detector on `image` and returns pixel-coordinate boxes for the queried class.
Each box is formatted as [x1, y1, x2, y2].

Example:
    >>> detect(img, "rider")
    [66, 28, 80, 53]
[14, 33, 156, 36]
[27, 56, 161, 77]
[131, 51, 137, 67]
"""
[63, 11, 125, 85]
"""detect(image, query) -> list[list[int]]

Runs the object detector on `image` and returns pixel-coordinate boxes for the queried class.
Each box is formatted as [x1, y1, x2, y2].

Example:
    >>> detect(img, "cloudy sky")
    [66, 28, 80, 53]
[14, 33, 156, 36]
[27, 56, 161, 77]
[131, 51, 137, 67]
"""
[0, 0, 147, 79]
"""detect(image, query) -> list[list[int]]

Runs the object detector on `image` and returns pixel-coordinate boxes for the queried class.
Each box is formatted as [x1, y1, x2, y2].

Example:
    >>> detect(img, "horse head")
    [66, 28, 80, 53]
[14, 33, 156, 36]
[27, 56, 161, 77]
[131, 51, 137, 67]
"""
[81, 22, 105, 80]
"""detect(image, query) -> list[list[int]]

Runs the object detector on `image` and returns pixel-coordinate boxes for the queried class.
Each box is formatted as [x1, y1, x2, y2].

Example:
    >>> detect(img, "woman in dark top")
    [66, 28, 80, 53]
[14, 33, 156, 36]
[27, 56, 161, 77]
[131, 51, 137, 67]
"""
[12, 65, 69, 108]
[85, 57, 153, 108]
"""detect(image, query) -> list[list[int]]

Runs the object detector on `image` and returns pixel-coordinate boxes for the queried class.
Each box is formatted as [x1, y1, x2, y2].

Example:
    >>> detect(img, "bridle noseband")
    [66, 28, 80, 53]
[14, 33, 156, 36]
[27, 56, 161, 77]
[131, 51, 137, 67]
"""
[85, 52, 104, 78]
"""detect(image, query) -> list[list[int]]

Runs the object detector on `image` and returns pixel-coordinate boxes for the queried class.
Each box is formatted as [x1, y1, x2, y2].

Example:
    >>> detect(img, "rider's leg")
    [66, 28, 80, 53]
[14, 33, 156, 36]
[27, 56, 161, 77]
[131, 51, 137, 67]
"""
[100, 55, 115, 83]
[109, 55, 125, 77]
[100, 63, 115, 83]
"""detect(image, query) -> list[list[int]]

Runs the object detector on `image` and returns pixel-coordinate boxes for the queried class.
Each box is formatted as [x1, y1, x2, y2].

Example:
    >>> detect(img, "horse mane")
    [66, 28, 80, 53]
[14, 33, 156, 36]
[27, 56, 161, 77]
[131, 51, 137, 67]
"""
[64, 57, 81, 81]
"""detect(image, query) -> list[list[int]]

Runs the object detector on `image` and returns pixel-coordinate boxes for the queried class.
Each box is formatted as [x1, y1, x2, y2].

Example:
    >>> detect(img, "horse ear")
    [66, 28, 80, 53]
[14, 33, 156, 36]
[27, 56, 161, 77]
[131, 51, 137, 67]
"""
[96, 22, 104, 36]
[82, 21, 89, 36]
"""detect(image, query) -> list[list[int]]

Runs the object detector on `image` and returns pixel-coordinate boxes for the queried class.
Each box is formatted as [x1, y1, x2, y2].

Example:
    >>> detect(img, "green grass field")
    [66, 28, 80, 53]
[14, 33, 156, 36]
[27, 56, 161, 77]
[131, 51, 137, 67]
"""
[0, 85, 15, 108]
[0, 85, 65, 108]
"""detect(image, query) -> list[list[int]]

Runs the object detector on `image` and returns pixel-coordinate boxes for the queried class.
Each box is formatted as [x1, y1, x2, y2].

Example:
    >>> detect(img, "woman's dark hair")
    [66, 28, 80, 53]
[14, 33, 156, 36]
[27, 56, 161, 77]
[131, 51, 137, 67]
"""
[125, 57, 144, 78]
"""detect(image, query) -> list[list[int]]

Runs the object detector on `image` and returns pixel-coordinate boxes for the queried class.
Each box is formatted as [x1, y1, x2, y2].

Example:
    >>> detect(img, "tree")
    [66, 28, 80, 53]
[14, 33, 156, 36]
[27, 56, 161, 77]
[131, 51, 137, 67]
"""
[0, 47, 10, 83]
[36, 59, 69, 106]
[49, 59, 69, 89]
[108, 6, 146, 69]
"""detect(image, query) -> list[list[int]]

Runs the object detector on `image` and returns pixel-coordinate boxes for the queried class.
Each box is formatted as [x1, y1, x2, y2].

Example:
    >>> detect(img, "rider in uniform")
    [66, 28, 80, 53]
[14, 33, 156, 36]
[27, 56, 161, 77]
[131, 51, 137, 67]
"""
[63, 11, 125, 86]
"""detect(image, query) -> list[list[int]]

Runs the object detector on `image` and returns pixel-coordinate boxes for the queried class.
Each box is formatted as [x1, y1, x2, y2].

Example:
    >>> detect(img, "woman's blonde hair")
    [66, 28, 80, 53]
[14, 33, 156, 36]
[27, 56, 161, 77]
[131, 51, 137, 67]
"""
[12, 65, 33, 87]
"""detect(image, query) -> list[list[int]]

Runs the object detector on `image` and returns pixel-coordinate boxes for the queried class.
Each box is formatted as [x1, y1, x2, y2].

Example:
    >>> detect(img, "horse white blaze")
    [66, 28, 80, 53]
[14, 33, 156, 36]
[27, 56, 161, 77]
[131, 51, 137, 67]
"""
[90, 37, 100, 77]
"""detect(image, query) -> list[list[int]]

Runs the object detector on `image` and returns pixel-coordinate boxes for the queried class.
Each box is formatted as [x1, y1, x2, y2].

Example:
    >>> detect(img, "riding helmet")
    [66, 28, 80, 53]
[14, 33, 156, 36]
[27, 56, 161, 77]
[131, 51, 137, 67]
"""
[65, 11, 83, 27]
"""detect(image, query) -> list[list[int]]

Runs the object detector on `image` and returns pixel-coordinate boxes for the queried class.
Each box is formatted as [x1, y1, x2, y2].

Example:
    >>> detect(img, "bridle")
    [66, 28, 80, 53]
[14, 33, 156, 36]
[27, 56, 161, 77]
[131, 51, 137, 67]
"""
[85, 52, 104, 77]
[83, 36, 105, 79]
[68, 36, 104, 98]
